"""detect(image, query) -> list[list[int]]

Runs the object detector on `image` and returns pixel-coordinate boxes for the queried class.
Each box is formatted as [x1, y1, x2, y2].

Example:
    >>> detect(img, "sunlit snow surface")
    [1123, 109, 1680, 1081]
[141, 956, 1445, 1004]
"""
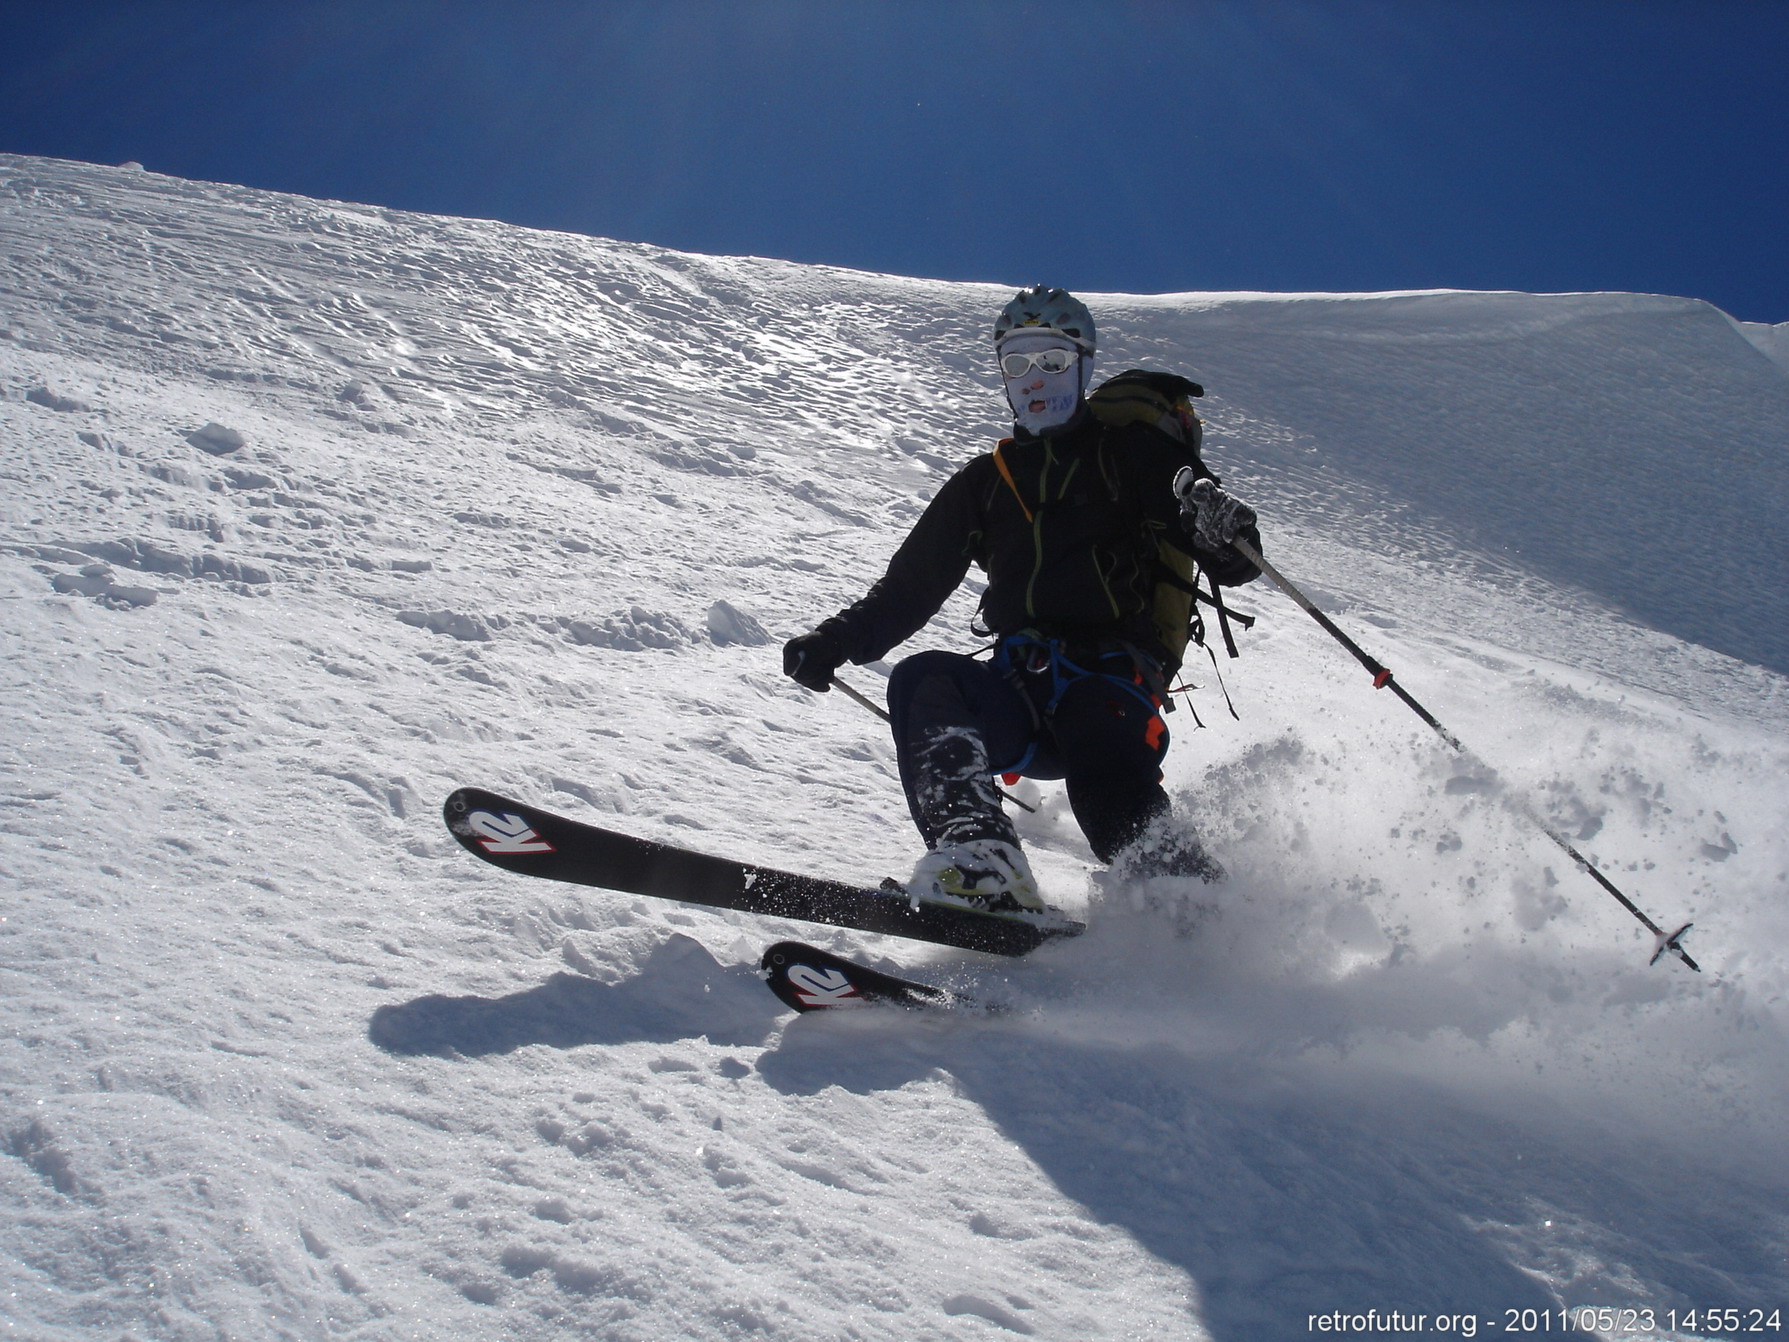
[3, 154, 1788, 1341]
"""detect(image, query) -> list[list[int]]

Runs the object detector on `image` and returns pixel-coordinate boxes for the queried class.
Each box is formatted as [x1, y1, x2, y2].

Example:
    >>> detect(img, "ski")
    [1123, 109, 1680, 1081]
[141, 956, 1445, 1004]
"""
[761, 941, 996, 1014]
[442, 788, 1084, 957]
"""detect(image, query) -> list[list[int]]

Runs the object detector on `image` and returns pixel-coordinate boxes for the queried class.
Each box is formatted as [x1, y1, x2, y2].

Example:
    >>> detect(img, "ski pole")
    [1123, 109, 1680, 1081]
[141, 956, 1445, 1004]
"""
[1231, 537, 1698, 972]
[831, 674, 890, 723]
[831, 675, 1039, 815]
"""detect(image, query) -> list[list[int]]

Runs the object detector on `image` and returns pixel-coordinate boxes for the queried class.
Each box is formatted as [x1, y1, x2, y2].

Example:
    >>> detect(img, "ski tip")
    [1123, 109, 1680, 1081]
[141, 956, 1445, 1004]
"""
[443, 785, 507, 821]
[760, 941, 989, 1014]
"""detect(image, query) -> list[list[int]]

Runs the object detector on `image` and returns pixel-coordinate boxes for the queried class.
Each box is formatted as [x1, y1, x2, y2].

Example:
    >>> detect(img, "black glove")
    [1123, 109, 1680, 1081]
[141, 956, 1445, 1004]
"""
[782, 629, 846, 692]
[1173, 468, 1256, 551]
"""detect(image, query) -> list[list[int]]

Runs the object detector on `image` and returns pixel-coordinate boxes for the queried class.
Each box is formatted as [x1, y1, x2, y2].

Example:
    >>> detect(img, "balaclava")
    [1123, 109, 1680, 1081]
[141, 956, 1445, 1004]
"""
[999, 333, 1091, 436]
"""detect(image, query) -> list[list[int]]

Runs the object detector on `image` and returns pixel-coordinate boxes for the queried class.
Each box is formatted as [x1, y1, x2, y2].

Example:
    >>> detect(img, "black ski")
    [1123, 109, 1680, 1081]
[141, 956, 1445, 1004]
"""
[761, 941, 993, 1013]
[442, 788, 1083, 957]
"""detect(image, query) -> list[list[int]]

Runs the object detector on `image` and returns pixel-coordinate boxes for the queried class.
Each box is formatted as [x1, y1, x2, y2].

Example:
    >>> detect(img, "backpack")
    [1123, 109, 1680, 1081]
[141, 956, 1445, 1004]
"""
[1083, 369, 1253, 671]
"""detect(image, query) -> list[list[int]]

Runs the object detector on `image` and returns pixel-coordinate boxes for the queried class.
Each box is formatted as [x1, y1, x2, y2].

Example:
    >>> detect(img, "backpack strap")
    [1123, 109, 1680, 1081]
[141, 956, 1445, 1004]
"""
[1205, 581, 1251, 660]
[1156, 562, 1256, 658]
[989, 439, 1034, 523]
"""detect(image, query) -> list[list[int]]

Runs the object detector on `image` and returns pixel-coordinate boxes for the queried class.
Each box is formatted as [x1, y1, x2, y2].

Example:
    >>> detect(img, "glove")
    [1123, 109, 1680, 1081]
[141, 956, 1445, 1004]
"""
[1173, 468, 1256, 552]
[782, 629, 846, 692]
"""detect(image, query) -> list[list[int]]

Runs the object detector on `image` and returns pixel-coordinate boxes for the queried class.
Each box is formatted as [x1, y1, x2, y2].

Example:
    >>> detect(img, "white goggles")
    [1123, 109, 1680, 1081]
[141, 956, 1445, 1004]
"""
[999, 348, 1079, 378]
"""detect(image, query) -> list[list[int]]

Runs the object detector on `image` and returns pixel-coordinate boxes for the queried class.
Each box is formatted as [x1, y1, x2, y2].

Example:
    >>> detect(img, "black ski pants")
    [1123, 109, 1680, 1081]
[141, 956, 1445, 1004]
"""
[884, 645, 1172, 864]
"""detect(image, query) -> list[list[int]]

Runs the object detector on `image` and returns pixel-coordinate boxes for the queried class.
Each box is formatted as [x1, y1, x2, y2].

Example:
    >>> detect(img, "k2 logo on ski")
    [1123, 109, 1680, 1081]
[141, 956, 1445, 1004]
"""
[466, 810, 555, 855]
[786, 963, 868, 1008]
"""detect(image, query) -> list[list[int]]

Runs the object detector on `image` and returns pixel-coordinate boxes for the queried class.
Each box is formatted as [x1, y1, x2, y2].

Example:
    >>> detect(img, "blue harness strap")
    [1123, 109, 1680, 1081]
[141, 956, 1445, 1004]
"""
[992, 633, 1160, 714]
[986, 633, 1168, 783]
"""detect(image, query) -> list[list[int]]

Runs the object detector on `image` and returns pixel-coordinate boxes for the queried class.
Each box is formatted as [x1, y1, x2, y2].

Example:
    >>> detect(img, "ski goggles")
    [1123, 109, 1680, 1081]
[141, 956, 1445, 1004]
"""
[999, 348, 1080, 378]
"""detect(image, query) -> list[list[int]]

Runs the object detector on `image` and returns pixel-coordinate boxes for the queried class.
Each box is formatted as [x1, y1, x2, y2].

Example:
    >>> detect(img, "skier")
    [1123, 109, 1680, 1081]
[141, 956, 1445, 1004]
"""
[782, 287, 1262, 912]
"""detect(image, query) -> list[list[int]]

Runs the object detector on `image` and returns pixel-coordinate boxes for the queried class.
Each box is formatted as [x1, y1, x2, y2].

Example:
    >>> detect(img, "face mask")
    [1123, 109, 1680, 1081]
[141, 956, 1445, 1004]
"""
[999, 336, 1087, 435]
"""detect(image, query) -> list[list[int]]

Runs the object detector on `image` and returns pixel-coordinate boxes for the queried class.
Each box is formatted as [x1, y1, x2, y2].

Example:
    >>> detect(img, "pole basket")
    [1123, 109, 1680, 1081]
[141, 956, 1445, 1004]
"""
[1650, 922, 1697, 969]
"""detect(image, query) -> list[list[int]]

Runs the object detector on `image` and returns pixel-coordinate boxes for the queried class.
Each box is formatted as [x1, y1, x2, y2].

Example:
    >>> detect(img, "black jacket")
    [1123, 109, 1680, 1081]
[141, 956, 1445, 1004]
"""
[819, 410, 1261, 670]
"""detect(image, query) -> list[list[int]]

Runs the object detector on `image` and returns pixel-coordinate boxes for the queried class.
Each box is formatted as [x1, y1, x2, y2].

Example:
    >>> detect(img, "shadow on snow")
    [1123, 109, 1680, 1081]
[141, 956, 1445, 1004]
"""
[369, 933, 1783, 1340]
[367, 933, 782, 1056]
[754, 1003, 1783, 1340]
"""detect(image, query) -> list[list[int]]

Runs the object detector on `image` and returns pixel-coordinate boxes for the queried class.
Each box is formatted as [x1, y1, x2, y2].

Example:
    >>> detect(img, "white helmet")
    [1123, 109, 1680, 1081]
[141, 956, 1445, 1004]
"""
[993, 286, 1095, 352]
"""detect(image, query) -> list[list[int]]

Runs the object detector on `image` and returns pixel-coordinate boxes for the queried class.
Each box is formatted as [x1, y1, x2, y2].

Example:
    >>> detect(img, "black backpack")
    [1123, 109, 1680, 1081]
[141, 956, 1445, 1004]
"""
[1084, 370, 1253, 669]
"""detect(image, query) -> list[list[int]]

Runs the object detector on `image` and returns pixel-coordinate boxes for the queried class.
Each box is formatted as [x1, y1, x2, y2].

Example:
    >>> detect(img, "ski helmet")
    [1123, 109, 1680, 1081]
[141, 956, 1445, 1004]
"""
[993, 286, 1096, 352]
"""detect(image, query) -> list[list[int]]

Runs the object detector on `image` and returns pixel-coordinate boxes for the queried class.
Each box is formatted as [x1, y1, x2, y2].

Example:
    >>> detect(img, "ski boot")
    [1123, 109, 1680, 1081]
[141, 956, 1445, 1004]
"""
[1114, 828, 1225, 885]
[1101, 828, 1226, 936]
[913, 838, 1045, 914]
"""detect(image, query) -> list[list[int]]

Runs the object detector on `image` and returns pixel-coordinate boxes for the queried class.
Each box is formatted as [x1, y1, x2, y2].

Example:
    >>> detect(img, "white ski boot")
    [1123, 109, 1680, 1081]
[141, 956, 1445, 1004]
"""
[913, 838, 1045, 914]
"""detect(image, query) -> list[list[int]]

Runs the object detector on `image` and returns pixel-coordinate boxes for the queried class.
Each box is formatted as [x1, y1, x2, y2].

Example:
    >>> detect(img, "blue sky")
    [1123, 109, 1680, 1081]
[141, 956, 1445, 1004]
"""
[3, 1, 1786, 323]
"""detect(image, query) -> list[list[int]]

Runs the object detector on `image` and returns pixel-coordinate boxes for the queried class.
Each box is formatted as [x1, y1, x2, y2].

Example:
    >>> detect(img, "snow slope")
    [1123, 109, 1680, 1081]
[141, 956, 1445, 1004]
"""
[3, 153, 1787, 1341]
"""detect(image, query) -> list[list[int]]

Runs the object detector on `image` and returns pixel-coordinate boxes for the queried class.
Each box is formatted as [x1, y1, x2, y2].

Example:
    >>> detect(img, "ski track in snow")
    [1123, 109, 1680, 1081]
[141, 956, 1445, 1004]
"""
[2, 153, 1788, 1340]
